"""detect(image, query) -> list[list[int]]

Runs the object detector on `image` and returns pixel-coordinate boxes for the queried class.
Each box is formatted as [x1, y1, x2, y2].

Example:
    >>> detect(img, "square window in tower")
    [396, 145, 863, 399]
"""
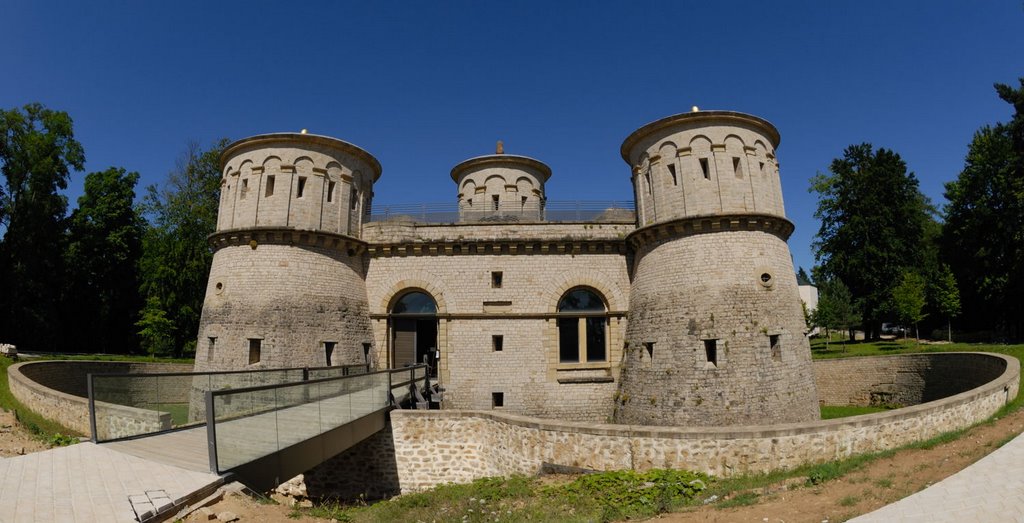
[327, 181, 336, 203]
[248, 339, 262, 365]
[324, 341, 337, 366]
[699, 158, 711, 180]
[297, 176, 307, 198]
[492, 392, 504, 408]
[492, 335, 504, 352]
[491, 271, 503, 288]
[265, 176, 276, 197]
[733, 157, 743, 178]
[770, 334, 781, 361]
[667, 163, 678, 186]
[704, 339, 718, 367]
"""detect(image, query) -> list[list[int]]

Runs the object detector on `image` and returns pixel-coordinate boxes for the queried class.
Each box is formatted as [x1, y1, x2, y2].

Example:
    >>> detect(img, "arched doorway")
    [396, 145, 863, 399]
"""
[390, 290, 439, 377]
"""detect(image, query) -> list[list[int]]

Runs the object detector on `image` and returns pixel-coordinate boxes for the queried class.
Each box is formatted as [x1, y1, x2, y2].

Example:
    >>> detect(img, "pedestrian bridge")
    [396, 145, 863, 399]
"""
[88, 364, 430, 492]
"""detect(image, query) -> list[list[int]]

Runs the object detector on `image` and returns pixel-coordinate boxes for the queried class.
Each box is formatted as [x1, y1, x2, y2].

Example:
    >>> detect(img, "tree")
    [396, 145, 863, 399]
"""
[64, 167, 145, 353]
[931, 264, 961, 343]
[892, 271, 927, 341]
[0, 104, 85, 350]
[138, 139, 227, 357]
[810, 143, 934, 339]
[942, 78, 1024, 339]
[811, 279, 861, 350]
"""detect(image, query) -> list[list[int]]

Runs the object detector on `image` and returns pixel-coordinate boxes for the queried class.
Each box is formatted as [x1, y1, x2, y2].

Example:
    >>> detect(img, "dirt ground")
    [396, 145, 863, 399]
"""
[3, 406, 1021, 522]
[0, 409, 51, 457]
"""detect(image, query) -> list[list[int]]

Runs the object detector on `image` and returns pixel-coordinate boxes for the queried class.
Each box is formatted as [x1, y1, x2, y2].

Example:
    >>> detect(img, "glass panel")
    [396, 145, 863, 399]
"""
[392, 291, 437, 314]
[586, 317, 607, 362]
[558, 289, 606, 312]
[558, 318, 579, 362]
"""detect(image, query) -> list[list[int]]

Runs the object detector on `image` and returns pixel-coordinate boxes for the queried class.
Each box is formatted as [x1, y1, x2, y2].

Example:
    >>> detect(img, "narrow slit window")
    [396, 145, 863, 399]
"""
[362, 342, 372, 364]
[324, 341, 336, 366]
[491, 271, 503, 288]
[327, 181, 336, 203]
[733, 157, 743, 178]
[667, 163, 678, 186]
[759, 161, 765, 175]
[297, 176, 307, 198]
[704, 339, 718, 367]
[644, 171, 653, 194]
[492, 194, 500, 210]
[644, 342, 654, 360]
[492, 392, 504, 408]
[350, 189, 359, 210]
[207, 337, 216, 362]
[492, 335, 503, 352]
[265, 176, 276, 197]
[521, 196, 528, 207]
[770, 335, 781, 361]
[248, 339, 262, 365]
[699, 158, 711, 180]
[240, 179, 248, 200]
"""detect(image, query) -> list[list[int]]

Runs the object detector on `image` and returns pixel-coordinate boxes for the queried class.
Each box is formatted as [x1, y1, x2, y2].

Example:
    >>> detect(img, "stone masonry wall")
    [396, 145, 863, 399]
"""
[384, 353, 1017, 493]
[616, 229, 818, 426]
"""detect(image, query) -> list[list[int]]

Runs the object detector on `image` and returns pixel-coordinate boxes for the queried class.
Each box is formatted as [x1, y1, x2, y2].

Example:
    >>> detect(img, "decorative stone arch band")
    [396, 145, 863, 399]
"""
[541, 269, 628, 314]
[387, 352, 1019, 493]
[626, 212, 795, 251]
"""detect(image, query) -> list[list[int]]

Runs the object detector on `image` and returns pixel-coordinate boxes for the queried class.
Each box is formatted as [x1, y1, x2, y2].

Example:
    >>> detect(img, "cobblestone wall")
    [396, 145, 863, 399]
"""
[380, 353, 1016, 493]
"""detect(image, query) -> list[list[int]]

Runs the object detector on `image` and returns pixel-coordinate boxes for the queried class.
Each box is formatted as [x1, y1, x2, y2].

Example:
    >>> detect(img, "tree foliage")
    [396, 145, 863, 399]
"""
[811, 278, 861, 346]
[810, 143, 935, 338]
[942, 78, 1024, 339]
[137, 139, 227, 357]
[892, 271, 927, 339]
[64, 167, 145, 353]
[0, 104, 85, 350]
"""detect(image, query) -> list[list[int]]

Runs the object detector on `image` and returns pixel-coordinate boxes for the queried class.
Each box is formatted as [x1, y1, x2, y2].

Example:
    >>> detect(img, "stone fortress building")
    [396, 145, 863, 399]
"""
[193, 109, 820, 426]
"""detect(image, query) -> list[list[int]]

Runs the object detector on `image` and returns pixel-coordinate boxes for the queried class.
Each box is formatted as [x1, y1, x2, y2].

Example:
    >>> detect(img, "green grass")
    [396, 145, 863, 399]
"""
[0, 353, 194, 443]
[820, 405, 892, 419]
[149, 402, 190, 426]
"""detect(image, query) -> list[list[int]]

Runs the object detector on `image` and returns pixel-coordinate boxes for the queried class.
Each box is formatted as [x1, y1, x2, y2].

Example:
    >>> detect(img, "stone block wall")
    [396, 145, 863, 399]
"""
[373, 353, 1017, 493]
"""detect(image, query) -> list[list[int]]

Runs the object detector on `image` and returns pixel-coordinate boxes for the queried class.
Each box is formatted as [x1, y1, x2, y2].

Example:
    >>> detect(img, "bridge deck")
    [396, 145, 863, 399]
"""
[102, 426, 208, 472]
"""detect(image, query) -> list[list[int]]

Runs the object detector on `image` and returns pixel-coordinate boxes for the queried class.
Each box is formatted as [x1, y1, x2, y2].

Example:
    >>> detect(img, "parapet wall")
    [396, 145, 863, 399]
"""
[387, 353, 1018, 493]
[7, 360, 193, 437]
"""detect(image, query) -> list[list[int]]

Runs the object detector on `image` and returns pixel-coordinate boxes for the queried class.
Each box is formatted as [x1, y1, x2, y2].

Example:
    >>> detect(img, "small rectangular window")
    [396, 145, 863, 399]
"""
[699, 158, 711, 180]
[240, 179, 248, 200]
[297, 176, 307, 198]
[704, 339, 718, 367]
[492, 335, 503, 352]
[350, 189, 359, 210]
[324, 341, 336, 366]
[327, 181, 336, 202]
[770, 334, 781, 361]
[667, 163, 678, 186]
[644, 171, 653, 194]
[207, 337, 216, 362]
[362, 342, 372, 364]
[733, 157, 743, 178]
[248, 338, 262, 365]
[265, 176, 276, 197]
[521, 196, 528, 207]
[491, 392, 504, 408]
[492, 194, 500, 210]
[491, 271, 503, 288]
[644, 341, 654, 360]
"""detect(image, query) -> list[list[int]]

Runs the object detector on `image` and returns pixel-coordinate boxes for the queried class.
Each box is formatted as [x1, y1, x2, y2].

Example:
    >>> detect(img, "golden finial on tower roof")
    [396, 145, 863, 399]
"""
[496, 140, 504, 154]
[300, 129, 308, 134]
[691, 106, 700, 113]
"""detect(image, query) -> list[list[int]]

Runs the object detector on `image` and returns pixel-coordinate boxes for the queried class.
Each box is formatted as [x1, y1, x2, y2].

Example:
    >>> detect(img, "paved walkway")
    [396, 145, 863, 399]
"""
[0, 442, 222, 523]
[851, 429, 1024, 522]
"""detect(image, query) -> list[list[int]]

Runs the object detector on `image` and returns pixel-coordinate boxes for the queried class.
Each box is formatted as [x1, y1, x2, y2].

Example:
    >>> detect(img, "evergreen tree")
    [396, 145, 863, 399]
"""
[810, 143, 934, 339]
[138, 139, 227, 357]
[0, 104, 85, 350]
[64, 167, 145, 353]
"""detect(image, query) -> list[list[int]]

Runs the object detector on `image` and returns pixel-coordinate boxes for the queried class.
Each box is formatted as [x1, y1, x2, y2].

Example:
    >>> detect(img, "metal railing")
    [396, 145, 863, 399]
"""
[367, 200, 635, 224]
[205, 365, 428, 473]
[87, 364, 369, 443]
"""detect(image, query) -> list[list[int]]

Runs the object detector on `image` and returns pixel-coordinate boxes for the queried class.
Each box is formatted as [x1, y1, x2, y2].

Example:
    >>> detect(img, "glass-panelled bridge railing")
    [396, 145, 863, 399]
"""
[86, 363, 406, 443]
[206, 365, 427, 473]
[366, 200, 636, 225]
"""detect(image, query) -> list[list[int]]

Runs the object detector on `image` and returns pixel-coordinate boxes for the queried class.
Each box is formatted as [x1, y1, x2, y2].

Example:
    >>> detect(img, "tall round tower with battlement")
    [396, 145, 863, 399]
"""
[193, 133, 380, 372]
[614, 110, 819, 426]
[451, 146, 550, 222]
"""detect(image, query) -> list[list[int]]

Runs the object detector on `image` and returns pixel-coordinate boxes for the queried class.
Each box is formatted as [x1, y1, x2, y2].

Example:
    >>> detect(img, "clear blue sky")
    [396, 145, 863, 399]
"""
[2, 1, 1022, 273]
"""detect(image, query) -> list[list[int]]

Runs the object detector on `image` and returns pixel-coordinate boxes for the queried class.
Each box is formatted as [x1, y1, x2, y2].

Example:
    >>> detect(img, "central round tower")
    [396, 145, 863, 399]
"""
[614, 110, 819, 426]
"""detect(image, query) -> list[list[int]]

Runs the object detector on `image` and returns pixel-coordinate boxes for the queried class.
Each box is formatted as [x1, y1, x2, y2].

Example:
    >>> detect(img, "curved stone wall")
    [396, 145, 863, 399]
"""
[7, 360, 193, 436]
[385, 353, 1018, 493]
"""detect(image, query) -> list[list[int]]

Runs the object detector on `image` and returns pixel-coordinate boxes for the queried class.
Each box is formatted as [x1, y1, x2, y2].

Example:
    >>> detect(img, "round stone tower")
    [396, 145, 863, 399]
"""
[451, 142, 550, 222]
[193, 132, 380, 371]
[614, 110, 819, 426]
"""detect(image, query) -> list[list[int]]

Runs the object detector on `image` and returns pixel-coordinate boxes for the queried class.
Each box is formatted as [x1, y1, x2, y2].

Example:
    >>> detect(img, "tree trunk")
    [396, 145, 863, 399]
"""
[947, 319, 952, 343]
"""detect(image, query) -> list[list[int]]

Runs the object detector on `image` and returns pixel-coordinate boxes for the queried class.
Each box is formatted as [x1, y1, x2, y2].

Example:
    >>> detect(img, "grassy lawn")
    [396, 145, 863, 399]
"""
[149, 402, 191, 426]
[0, 353, 193, 444]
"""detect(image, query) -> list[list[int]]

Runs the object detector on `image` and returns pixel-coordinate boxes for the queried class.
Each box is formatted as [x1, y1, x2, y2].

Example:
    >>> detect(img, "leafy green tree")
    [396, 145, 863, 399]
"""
[0, 104, 85, 350]
[942, 78, 1024, 339]
[931, 264, 961, 342]
[812, 279, 861, 350]
[138, 139, 227, 357]
[64, 167, 145, 353]
[892, 271, 927, 340]
[810, 143, 935, 339]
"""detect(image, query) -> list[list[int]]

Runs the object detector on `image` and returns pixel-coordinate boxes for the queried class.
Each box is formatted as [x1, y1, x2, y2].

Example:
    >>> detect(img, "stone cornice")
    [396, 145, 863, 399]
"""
[450, 154, 553, 182]
[220, 133, 383, 181]
[369, 311, 628, 320]
[207, 227, 368, 255]
[367, 237, 627, 258]
[620, 110, 781, 164]
[626, 213, 795, 250]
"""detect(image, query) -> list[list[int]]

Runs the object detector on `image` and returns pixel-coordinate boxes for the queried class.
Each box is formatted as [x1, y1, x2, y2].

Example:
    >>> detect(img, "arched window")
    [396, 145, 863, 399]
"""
[392, 291, 437, 315]
[557, 288, 607, 363]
